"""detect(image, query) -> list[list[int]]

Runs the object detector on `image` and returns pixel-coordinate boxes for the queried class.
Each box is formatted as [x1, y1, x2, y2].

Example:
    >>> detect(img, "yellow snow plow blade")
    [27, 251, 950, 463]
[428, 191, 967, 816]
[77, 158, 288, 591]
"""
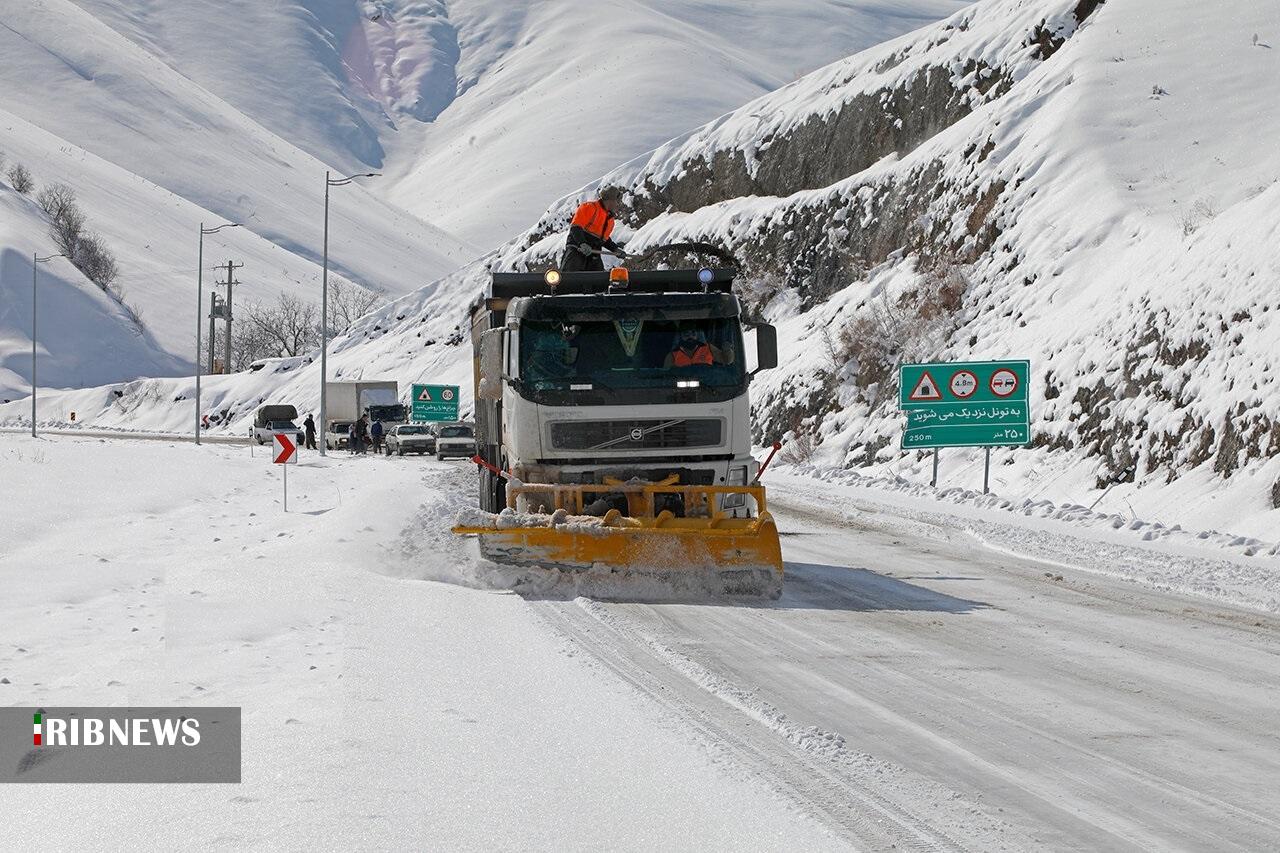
[453, 482, 783, 598]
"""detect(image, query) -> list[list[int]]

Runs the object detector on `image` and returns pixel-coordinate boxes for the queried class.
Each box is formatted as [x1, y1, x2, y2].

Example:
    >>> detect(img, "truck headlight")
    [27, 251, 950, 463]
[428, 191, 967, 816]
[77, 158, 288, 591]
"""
[724, 466, 748, 508]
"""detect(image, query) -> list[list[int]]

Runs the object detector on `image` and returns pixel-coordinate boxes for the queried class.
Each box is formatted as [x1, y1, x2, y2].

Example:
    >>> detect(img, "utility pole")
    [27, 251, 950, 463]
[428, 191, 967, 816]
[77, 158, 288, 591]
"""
[210, 260, 242, 374]
[196, 222, 239, 443]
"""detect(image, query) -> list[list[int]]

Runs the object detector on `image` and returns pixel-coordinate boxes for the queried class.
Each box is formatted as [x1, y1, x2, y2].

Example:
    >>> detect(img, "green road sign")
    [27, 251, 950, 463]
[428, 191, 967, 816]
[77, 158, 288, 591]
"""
[899, 360, 1030, 450]
[411, 383, 460, 422]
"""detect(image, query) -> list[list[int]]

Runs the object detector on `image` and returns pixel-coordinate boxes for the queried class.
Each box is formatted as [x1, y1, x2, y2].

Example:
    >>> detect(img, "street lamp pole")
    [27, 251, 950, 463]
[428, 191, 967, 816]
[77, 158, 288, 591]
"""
[196, 222, 240, 444]
[32, 252, 65, 438]
[319, 170, 379, 457]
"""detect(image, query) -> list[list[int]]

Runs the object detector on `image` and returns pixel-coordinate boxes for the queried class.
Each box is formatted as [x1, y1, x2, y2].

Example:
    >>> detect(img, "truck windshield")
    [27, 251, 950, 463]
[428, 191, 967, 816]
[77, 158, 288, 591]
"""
[520, 317, 745, 392]
[368, 404, 407, 422]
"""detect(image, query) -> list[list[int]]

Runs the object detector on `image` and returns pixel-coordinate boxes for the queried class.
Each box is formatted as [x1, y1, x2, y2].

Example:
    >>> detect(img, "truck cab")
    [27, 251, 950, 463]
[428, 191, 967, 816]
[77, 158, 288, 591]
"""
[471, 269, 777, 514]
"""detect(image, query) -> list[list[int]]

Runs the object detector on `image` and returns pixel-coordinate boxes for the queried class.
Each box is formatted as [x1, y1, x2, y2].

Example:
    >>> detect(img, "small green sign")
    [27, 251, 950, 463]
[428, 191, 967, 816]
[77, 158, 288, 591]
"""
[411, 383, 460, 422]
[899, 360, 1030, 450]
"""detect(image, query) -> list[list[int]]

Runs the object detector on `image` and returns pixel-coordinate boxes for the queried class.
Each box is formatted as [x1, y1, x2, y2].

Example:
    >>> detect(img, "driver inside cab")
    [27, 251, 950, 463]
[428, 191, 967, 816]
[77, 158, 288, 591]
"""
[664, 322, 733, 368]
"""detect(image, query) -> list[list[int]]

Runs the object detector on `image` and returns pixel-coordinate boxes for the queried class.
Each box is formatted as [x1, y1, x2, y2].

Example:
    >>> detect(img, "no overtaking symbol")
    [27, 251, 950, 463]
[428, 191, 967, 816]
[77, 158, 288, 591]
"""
[990, 368, 1019, 397]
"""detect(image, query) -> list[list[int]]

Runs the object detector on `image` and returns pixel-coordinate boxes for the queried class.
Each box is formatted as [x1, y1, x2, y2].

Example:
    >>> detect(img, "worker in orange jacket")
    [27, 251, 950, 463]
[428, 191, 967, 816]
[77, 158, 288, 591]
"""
[664, 322, 732, 368]
[561, 186, 627, 272]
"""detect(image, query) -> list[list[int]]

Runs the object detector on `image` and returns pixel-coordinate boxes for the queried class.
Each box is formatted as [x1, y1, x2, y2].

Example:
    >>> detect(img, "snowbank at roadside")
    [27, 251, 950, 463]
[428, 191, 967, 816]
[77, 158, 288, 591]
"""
[769, 467, 1280, 614]
[0, 434, 837, 849]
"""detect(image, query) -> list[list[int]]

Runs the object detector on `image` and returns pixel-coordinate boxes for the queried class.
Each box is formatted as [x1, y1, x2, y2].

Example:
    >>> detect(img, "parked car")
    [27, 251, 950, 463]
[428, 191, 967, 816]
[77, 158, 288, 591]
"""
[252, 419, 305, 446]
[385, 424, 435, 456]
[434, 422, 475, 460]
[325, 421, 352, 451]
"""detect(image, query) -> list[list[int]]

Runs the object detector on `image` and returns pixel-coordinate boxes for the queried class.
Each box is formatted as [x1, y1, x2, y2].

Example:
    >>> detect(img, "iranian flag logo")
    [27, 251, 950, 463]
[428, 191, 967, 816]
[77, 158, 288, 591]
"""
[34, 712, 42, 746]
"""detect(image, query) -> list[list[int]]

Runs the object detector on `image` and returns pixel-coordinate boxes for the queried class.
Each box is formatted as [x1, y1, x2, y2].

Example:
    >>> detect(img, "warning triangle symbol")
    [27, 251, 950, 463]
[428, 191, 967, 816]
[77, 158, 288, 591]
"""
[418, 388, 433, 401]
[908, 371, 943, 401]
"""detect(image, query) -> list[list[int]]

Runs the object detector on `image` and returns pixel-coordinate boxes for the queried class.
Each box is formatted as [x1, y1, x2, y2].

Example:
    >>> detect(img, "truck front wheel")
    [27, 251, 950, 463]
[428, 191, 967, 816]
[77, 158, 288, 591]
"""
[478, 449, 506, 512]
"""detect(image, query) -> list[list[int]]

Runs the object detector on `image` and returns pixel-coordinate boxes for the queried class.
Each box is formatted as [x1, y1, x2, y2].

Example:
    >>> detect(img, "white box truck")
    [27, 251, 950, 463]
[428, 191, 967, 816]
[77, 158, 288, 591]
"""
[324, 381, 406, 437]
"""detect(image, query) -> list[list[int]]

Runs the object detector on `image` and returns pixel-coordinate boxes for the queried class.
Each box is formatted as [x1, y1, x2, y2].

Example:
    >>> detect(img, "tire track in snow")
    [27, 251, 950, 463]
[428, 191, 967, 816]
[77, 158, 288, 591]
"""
[532, 596, 1032, 852]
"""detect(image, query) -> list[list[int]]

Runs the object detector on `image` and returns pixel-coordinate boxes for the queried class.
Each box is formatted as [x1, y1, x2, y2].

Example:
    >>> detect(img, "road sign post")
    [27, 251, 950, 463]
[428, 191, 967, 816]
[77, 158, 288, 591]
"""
[272, 432, 298, 511]
[900, 360, 1031, 491]
[411, 384, 460, 422]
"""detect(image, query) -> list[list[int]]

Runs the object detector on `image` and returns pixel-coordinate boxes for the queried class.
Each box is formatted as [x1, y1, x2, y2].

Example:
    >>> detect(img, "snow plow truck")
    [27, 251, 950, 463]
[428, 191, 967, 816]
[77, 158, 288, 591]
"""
[452, 265, 784, 597]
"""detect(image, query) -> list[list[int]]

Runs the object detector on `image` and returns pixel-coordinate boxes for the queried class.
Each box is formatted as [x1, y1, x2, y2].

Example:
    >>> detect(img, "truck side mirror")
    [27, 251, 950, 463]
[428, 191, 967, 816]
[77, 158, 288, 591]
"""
[478, 328, 506, 401]
[752, 323, 778, 373]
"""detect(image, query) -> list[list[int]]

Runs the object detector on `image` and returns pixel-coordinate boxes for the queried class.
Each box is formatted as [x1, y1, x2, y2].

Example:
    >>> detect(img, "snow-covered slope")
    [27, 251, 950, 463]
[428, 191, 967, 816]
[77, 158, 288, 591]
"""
[0, 161, 184, 397]
[0, 0, 474, 397]
[53, 0, 971, 248]
[0, 0, 968, 398]
[0, 104, 442, 400]
[7, 0, 1278, 541]
[0, 1, 474, 284]
[380, 0, 974, 246]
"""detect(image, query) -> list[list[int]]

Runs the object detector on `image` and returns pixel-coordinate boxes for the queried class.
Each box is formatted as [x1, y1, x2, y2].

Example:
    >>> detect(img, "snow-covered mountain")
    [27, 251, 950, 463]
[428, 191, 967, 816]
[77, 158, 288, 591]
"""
[0, 1, 475, 399]
[0, 0, 965, 400]
[6, 0, 1278, 539]
[59, 0, 970, 247]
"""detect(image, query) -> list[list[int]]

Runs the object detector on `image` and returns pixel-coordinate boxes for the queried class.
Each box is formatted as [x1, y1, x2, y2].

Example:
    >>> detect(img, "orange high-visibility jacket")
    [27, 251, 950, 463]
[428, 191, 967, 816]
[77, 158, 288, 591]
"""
[571, 200, 615, 241]
[672, 344, 714, 366]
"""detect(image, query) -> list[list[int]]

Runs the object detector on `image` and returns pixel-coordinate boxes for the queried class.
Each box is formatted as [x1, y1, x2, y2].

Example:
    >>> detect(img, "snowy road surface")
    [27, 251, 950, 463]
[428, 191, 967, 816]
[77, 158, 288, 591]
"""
[3, 434, 1279, 850]
[536, 488, 1280, 850]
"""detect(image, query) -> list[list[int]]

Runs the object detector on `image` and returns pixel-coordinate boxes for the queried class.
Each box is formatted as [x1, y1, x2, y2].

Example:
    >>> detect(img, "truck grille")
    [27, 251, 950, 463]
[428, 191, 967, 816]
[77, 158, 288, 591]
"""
[550, 419, 722, 451]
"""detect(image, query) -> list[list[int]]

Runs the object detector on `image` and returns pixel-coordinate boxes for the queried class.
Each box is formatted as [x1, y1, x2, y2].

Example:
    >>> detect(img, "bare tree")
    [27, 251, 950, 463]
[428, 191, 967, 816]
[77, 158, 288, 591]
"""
[75, 233, 119, 290]
[328, 277, 385, 335]
[36, 182, 76, 220]
[38, 183, 86, 257]
[7, 163, 33, 194]
[209, 322, 278, 372]
[240, 294, 321, 359]
[26, 173, 135, 329]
